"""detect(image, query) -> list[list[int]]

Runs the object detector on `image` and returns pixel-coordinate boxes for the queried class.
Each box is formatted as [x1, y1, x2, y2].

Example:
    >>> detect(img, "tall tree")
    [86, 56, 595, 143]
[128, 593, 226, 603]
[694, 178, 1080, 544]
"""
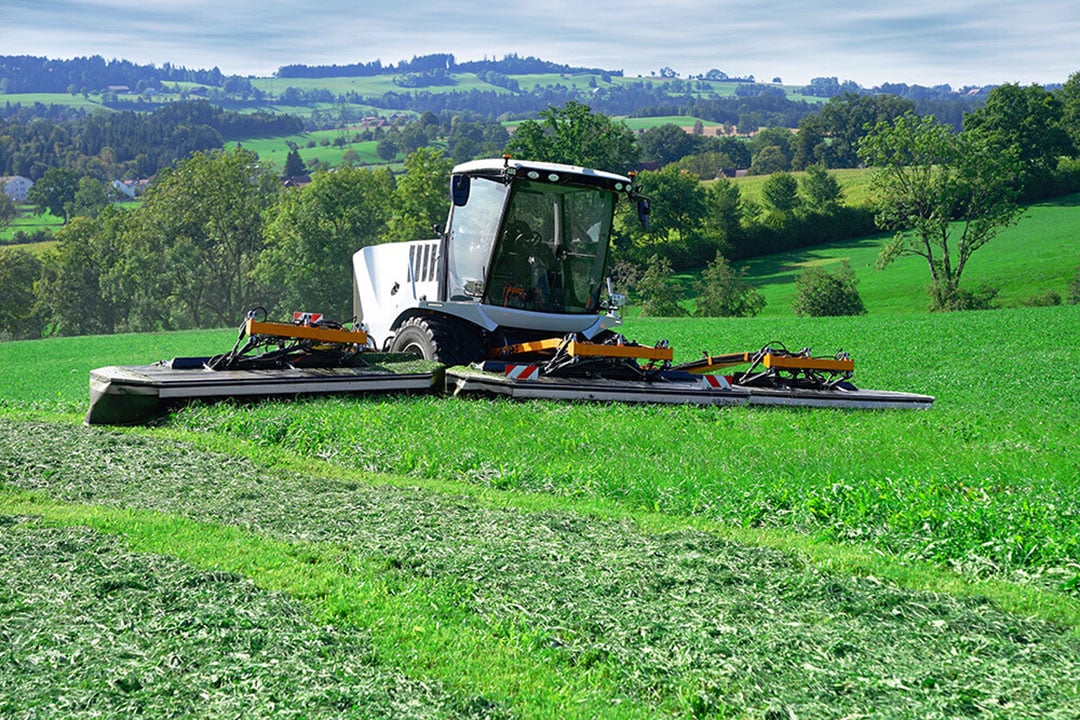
[71, 177, 119, 219]
[702, 178, 744, 256]
[256, 166, 395, 320]
[387, 147, 454, 243]
[27, 167, 79, 223]
[283, 142, 307, 177]
[800, 164, 844, 209]
[760, 172, 801, 214]
[629, 165, 710, 267]
[1057, 71, 1080, 153]
[694, 252, 765, 317]
[130, 147, 280, 328]
[0, 192, 16, 228]
[0, 249, 44, 339]
[964, 82, 1075, 196]
[39, 209, 130, 336]
[859, 113, 1024, 310]
[504, 101, 639, 173]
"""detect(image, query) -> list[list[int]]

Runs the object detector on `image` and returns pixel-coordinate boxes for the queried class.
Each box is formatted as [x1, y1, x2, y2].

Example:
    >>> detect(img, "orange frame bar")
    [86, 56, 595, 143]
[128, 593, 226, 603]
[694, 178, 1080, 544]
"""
[763, 353, 853, 372]
[246, 319, 369, 346]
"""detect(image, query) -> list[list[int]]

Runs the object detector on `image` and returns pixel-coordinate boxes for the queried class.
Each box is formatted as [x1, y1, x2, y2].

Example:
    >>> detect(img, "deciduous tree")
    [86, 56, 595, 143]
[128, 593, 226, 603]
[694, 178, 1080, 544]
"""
[0, 248, 43, 339]
[636, 254, 687, 316]
[130, 147, 280, 328]
[0, 192, 16, 228]
[964, 82, 1075, 196]
[256, 166, 395, 320]
[27, 167, 79, 223]
[694, 252, 765, 317]
[386, 147, 453, 243]
[504, 101, 638, 173]
[859, 113, 1024, 310]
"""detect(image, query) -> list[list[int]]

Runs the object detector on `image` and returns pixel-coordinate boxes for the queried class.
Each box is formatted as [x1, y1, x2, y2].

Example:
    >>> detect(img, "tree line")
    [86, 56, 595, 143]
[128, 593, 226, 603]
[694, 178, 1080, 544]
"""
[0, 101, 303, 180]
[0, 147, 456, 340]
[277, 53, 621, 79]
[4, 75, 1080, 339]
[0, 55, 227, 94]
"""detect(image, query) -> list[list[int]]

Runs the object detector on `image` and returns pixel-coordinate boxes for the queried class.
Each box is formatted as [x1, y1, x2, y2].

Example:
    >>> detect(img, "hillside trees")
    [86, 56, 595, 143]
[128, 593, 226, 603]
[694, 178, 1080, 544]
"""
[0, 249, 44, 340]
[386, 147, 454, 243]
[505, 101, 639, 173]
[122, 147, 281, 329]
[859, 113, 1024, 310]
[38, 210, 131, 336]
[963, 83, 1076, 198]
[256, 166, 395, 321]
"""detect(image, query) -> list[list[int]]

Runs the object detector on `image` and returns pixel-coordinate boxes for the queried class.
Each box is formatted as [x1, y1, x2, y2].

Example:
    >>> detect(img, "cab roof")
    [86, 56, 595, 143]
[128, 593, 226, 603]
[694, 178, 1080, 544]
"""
[452, 158, 634, 193]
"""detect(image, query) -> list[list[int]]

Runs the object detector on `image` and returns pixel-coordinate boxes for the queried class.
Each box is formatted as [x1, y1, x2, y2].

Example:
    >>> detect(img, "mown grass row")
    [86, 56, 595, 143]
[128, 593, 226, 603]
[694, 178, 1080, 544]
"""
[4, 419, 1079, 718]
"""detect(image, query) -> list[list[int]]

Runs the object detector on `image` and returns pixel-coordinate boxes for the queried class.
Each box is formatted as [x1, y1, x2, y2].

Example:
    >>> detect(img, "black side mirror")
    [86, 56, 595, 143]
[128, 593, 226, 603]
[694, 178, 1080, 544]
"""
[451, 174, 471, 206]
[637, 198, 651, 231]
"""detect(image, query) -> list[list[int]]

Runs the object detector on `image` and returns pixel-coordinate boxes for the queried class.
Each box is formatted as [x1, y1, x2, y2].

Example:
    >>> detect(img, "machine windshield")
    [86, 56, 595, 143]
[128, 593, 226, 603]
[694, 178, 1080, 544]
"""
[485, 181, 613, 313]
[445, 177, 508, 301]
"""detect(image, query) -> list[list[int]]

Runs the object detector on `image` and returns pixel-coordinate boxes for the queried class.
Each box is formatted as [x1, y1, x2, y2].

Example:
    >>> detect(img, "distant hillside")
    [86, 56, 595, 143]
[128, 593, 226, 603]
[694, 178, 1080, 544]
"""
[277, 53, 622, 80]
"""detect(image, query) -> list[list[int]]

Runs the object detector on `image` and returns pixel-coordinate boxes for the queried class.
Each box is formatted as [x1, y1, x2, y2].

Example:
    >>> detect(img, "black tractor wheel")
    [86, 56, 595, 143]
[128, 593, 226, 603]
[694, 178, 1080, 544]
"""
[389, 315, 485, 367]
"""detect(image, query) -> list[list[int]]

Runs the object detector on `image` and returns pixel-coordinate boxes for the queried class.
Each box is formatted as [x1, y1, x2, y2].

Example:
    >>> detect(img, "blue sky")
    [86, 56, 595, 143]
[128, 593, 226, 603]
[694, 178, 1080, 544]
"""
[3, 0, 1077, 87]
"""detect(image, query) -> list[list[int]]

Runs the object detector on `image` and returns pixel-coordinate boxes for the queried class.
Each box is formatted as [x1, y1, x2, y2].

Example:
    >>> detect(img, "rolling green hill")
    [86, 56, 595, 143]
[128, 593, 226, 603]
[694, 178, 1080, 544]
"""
[740, 192, 1080, 316]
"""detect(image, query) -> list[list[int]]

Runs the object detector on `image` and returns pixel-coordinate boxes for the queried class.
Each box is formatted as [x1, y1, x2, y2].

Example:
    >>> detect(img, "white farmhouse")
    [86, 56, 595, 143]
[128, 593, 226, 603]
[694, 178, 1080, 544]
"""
[1, 176, 33, 202]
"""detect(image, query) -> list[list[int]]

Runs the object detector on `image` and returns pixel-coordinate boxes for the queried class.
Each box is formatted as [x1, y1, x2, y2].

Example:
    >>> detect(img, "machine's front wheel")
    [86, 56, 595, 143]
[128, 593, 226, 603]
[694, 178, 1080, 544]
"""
[390, 315, 484, 367]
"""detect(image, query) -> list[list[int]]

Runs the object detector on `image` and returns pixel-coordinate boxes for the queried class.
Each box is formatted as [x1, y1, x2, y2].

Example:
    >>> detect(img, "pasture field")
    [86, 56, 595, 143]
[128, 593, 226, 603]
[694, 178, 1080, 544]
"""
[0, 207, 62, 243]
[2, 304, 1079, 716]
[621, 116, 726, 132]
[234, 132, 395, 170]
[726, 167, 878, 207]
[2, 185, 1080, 717]
[727, 192, 1080, 316]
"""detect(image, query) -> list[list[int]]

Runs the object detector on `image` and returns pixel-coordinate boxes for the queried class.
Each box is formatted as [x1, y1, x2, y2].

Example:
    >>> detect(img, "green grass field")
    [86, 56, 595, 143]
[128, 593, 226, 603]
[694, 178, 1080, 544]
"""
[0, 206, 62, 244]
[726, 167, 878, 207]
[2, 203, 1080, 716]
[234, 131, 396, 170]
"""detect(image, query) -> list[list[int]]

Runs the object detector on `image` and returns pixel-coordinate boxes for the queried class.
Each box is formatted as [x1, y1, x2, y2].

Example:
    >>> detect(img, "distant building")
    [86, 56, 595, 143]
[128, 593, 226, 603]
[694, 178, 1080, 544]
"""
[111, 179, 151, 199]
[112, 180, 137, 199]
[0, 176, 33, 202]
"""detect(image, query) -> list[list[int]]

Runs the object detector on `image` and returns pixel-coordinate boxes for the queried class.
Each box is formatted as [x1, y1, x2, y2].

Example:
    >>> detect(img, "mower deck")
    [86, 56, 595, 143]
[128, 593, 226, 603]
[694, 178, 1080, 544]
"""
[445, 364, 934, 410]
[86, 355, 440, 425]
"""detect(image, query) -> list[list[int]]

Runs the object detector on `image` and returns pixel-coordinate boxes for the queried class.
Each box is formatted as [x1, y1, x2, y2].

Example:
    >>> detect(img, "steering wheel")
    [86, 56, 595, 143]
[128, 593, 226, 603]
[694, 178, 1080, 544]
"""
[507, 220, 541, 246]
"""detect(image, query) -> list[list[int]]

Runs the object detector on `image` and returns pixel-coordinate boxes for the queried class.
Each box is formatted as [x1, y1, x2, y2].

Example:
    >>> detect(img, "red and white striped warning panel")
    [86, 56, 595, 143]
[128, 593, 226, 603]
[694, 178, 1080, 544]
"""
[700, 374, 732, 390]
[504, 365, 540, 381]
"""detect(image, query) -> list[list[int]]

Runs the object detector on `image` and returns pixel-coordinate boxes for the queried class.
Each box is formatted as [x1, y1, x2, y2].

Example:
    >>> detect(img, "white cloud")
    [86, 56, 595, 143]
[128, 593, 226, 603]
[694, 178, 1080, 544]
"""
[2, 0, 1077, 86]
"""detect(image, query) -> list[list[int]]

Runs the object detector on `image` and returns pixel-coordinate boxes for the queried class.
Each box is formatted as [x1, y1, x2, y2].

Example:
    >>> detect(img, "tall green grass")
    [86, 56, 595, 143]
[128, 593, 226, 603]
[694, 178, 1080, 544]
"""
[4, 306, 1078, 588]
